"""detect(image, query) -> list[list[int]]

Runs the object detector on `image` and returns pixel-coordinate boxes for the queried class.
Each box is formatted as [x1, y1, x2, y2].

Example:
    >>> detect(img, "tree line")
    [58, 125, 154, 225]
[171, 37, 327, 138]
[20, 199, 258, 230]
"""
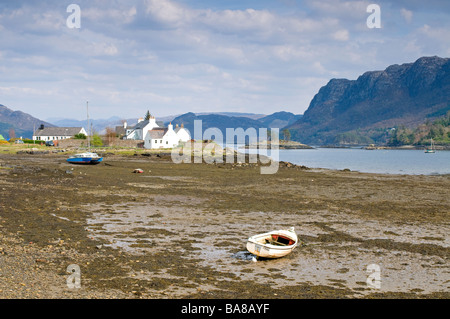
[388, 111, 450, 146]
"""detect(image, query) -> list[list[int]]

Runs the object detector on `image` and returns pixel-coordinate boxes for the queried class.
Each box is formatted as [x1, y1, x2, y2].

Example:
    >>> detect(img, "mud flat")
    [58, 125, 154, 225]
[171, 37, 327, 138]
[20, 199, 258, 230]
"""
[0, 152, 449, 299]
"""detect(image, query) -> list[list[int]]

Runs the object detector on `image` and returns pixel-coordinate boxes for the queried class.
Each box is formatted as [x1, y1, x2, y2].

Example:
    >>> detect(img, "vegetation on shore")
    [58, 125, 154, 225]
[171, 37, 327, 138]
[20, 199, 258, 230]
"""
[388, 111, 450, 146]
[328, 111, 450, 148]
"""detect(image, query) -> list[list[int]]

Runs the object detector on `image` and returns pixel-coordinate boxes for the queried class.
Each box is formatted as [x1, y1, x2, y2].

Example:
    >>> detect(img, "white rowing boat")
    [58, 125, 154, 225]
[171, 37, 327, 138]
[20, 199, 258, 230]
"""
[246, 227, 298, 258]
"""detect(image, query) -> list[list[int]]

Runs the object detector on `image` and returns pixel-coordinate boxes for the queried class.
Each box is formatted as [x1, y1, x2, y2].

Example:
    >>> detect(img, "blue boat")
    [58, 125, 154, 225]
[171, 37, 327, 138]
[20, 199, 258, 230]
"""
[67, 152, 103, 164]
[67, 101, 104, 165]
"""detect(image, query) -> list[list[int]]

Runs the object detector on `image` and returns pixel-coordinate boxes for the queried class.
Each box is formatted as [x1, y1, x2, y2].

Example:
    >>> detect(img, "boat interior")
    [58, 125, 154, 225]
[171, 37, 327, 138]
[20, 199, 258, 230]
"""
[257, 234, 295, 246]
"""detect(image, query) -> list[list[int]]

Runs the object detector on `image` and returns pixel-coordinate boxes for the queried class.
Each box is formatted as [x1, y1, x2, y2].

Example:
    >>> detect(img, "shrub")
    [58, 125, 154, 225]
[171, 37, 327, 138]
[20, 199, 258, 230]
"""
[74, 133, 87, 139]
[91, 134, 103, 147]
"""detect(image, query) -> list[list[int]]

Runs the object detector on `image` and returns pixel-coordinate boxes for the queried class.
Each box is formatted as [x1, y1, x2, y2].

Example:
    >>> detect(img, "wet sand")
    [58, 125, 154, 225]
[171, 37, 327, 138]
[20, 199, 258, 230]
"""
[0, 152, 449, 299]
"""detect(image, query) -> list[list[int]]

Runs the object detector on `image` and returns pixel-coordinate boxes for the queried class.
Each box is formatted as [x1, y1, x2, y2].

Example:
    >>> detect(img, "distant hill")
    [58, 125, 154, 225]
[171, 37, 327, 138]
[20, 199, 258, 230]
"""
[168, 111, 301, 142]
[0, 104, 55, 139]
[285, 56, 450, 145]
[168, 112, 266, 142]
[194, 112, 266, 120]
[258, 111, 302, 128]
[49, 116, 125, 134]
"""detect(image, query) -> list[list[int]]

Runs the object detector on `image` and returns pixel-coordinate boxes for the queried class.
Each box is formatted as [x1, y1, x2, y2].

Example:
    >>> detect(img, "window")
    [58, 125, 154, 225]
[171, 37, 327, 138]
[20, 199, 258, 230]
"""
[166, 141, 168, 144]
[160, 140, 162, 143]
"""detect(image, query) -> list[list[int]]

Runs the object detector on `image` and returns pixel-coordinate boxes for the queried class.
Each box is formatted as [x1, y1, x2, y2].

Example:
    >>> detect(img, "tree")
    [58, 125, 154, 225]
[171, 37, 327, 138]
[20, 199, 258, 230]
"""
[9, 128, 15, 140]
[282, 129, 291, 141]
[91, 133, 103, 147]
[104, 127, 116, 146]
[74, 133, 87, 139]
[145, 110, 151, 121]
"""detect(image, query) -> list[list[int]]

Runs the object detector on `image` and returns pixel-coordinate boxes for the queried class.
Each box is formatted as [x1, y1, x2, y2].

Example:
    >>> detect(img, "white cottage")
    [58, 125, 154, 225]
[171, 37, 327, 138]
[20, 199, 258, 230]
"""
[174, 124, 191, 142]
[33, 125, 87, 142]
[144, 123, 191, 149]
[124, 116, 159, 140]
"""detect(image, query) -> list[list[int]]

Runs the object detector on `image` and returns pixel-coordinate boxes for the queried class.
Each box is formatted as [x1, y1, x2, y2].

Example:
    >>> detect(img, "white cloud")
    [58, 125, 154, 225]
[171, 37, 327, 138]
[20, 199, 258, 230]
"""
[83, 6, 137, 24]
[144, 0, 191, 26]
[400, 8, 413, 24]
[333, 29, 350, 41]
[0, 0, 449, 119]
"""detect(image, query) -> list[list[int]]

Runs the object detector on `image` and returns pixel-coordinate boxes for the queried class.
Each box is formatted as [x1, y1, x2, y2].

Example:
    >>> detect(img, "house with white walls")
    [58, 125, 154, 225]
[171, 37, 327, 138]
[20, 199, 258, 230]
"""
[33, 125, 87, 142]
[144, 122, 191, 149]
[174, 123, 191, 143]
[121, 113, 190, 149]
[124, 116, 159, 140]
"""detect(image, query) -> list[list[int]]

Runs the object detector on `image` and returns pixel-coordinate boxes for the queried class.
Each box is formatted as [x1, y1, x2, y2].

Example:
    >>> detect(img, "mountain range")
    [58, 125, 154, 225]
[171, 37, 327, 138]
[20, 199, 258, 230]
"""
[286, 56, 450, 145]
[168, 111, 302, 140]
[0, 105, 301, 140]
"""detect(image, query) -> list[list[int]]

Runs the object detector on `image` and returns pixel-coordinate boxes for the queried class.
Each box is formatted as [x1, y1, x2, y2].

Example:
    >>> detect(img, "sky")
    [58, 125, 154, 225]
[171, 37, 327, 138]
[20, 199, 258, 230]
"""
[0, 0, 449, 121]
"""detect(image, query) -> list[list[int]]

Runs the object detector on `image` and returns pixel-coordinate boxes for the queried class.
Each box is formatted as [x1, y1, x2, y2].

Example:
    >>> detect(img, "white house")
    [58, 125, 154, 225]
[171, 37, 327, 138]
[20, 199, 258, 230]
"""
[33, 125, 87, 142]
[144, 123, 191, 149]
[124, 116, 160, 140]
[174, 124, 191, 142]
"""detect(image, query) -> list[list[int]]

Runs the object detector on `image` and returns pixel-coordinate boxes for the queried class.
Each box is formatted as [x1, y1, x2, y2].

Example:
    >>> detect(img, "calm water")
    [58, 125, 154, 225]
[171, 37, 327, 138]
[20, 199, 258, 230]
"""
[236, 146, 450, 175]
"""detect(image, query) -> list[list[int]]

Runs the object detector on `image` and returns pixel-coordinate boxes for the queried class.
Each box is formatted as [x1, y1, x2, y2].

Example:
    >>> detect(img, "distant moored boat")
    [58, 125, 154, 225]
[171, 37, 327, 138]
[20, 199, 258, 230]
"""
[425, 138, 436, 153]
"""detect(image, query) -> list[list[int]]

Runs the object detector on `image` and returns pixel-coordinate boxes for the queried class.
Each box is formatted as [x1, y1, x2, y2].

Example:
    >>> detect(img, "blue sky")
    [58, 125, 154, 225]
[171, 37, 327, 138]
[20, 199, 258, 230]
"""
[0, 0, 449, 121]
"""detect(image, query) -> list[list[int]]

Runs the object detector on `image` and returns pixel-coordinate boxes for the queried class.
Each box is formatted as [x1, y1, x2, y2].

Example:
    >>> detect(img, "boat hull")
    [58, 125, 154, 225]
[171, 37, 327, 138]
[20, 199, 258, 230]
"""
[67, 153, 103, 165]
[246, 228, 298, 258]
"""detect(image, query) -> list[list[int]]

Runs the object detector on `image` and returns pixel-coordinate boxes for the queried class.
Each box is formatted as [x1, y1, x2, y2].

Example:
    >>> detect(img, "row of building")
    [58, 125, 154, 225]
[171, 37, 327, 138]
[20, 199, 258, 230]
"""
[32, 115, 191, 149]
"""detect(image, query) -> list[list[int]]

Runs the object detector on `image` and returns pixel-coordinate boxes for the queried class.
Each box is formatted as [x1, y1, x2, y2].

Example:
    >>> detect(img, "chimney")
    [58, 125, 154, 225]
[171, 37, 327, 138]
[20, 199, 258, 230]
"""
[123, 121, 127, 129]
[168, 122, 173, 131]
[149, 116, 156, 127]
[138, 117, 144, 123]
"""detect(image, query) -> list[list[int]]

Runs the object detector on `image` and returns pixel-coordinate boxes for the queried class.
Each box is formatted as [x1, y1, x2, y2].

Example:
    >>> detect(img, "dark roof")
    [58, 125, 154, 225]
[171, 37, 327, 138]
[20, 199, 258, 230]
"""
[147, 128, 167, 139]
[34, 127, 84, 137]
[129, 120, 149, 130]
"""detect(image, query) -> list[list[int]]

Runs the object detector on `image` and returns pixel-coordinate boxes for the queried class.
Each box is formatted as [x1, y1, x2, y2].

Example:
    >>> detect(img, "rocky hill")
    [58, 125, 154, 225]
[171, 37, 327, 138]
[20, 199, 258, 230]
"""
[0, 104, 54, 139]
[286, 56, 450, 145]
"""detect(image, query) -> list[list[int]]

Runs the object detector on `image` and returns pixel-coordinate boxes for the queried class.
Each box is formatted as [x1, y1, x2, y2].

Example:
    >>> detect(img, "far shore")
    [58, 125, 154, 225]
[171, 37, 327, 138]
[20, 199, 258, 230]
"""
[320, 144, 450, 151]
[240, 140, 314, 149]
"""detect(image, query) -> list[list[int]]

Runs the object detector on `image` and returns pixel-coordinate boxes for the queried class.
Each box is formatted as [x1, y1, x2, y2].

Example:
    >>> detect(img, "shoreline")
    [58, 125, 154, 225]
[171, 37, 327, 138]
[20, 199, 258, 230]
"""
[0, 152, 449, 299]
[321, 145, 450, 151]
[3, 145, 450, 176]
